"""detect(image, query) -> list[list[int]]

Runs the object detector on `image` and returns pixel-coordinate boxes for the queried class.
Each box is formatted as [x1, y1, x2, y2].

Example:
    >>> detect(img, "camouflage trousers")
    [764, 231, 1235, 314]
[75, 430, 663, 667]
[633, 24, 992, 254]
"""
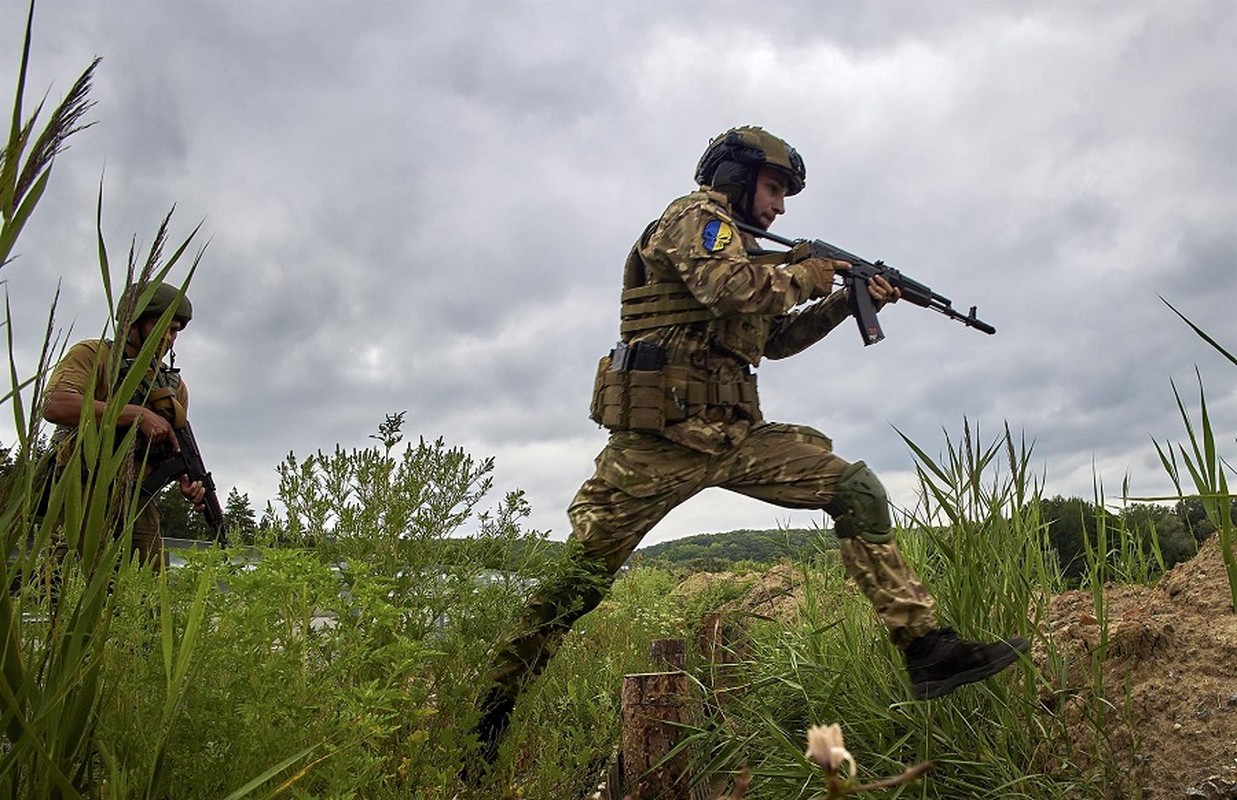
[489, 422, 936, 698]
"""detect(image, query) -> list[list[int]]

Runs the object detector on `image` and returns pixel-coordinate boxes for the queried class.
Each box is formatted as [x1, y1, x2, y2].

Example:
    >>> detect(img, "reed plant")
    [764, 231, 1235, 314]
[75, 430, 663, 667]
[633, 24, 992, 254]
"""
[667, 361, 1231, 799]
[672, 423, 1105, 799]
[1, 7, 220, 798]
[1151, 301, 1235, 608]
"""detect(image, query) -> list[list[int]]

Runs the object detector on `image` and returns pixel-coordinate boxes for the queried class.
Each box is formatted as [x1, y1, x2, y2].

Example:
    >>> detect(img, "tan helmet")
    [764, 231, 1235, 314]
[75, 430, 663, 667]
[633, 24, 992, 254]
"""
[694, 125, 806, 201]
[118, 281, 193, 328]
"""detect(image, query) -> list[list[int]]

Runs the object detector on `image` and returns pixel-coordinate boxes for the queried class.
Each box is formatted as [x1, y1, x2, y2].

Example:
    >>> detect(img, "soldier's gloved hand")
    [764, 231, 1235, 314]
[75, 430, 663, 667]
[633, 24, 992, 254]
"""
[792, 257, 843, 299]
[787, 240, 815, 264]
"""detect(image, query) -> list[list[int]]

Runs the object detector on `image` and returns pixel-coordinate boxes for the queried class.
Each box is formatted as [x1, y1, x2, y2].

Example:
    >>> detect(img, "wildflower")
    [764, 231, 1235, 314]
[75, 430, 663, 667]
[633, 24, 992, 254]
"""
[805, 723, 857, 779]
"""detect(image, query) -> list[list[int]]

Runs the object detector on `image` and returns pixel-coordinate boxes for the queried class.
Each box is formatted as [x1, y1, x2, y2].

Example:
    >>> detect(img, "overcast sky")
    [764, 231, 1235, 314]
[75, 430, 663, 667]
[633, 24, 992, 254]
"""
[3, 0, 1234, 546]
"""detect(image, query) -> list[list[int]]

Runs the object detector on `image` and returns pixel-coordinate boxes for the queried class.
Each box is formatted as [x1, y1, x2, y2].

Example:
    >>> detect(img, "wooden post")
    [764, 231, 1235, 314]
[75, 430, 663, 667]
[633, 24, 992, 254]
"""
[619, 639, 691, 799]
[649, 637, 685, 670]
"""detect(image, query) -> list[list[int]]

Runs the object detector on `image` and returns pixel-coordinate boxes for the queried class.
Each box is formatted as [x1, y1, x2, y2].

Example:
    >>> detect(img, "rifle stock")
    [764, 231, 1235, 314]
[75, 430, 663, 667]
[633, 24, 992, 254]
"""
[735, 221, 995, 345]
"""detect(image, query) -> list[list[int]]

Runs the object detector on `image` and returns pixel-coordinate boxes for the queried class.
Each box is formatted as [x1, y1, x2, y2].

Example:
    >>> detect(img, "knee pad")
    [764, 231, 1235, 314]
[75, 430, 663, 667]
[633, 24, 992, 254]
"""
[829, 461, 894, 544]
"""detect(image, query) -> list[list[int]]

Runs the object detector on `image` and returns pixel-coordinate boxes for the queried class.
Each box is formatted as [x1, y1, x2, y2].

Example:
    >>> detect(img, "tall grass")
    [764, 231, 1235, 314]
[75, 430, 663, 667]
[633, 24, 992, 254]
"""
[0, 8, 118, 797]
[0, 19, 561, 797]
[1152, 300, 1236, 608]
[3, 187, 210, 800]
[665, 423, 1081, 799]
[665, 341, 1231, 800]
[0, 11, 293, 797]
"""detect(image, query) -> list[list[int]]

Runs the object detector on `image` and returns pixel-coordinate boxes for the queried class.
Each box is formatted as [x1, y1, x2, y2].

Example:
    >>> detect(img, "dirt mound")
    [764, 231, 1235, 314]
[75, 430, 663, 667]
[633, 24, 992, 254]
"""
[1034, 535, 1237, 799]
[715, 563, 802, 622]
[671, 543, 1237, 797]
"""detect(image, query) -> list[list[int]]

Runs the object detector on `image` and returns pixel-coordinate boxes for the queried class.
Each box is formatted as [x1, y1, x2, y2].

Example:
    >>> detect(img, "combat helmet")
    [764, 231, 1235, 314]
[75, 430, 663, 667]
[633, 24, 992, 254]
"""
[118, 281, 193, 329]
[694, 126, 805, 220]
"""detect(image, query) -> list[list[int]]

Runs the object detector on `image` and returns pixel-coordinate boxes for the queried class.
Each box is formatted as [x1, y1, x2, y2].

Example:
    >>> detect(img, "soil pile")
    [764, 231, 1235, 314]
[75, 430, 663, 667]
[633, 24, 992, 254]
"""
[676, 538, 1237, 797]
[1035, 535, 1237, 799]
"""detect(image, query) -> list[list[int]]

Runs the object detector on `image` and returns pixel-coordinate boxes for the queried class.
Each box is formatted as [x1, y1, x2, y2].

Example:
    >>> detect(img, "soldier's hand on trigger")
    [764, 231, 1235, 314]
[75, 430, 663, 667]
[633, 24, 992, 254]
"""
[133, 405, 181, 452]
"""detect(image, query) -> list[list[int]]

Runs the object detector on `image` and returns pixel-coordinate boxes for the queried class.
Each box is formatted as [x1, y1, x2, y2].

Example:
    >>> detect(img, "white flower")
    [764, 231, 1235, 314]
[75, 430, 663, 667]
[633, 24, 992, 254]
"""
[805, 723, 857, 779]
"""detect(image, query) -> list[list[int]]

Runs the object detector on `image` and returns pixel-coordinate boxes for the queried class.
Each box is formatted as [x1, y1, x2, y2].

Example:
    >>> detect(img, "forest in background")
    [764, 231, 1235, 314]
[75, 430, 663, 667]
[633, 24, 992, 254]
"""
[123, 475, 1232, 585]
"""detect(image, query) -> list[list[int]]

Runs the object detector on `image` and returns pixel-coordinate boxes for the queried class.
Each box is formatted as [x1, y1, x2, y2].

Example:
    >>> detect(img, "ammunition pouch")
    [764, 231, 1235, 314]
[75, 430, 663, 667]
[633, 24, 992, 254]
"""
[590, 341, 761, 433]
[146, 385, 187, 429]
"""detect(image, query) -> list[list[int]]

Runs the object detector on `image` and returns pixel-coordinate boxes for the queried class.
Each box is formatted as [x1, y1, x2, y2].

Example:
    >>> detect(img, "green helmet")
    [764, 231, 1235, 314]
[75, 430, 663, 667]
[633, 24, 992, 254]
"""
[118, 282, 193, 328]
[694, 125, 806, 202]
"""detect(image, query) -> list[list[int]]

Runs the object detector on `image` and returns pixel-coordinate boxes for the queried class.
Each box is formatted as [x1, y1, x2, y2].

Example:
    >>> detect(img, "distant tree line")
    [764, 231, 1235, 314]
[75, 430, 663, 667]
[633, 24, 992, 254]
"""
[630, 497, 1231, 580]
[3, 436, 1228, 581]
[634, 528, 827, 573]
[156, 484, 258, 544]
[1038, 495, 1230, 583]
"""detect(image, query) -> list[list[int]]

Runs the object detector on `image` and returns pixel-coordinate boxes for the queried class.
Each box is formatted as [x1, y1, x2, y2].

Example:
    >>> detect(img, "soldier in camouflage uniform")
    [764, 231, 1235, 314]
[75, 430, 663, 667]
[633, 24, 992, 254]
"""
[43, 282, 207, 568]
[468, 126, 1027, 771]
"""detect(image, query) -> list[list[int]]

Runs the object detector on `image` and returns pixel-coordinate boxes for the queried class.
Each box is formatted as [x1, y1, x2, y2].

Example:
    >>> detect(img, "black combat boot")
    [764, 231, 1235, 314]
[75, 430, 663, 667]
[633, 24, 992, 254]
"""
[903, 628, 1029, 700]
[459, 687, 516, 786]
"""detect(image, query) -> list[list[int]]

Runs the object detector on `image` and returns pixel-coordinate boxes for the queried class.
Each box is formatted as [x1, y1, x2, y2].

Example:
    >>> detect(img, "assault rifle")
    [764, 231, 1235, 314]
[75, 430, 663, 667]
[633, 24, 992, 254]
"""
[735, 221, 995, 346]
[141, 419, 226, 543]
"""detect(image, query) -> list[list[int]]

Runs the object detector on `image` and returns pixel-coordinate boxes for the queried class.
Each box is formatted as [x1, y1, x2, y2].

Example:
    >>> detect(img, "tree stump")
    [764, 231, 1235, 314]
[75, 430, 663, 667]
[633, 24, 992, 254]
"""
[621, 669, 690, 799]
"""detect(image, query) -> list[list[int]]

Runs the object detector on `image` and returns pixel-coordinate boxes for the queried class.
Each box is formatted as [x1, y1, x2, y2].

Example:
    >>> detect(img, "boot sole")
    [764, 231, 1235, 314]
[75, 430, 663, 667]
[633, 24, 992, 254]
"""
[911, 637, 1030, 700]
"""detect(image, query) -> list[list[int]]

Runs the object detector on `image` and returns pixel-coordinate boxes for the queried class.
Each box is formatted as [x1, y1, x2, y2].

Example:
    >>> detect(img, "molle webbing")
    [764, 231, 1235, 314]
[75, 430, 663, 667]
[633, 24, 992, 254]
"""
[590, 353, 761, 434]
[664, 364, 759, 413]
[620, 282, 716, 335]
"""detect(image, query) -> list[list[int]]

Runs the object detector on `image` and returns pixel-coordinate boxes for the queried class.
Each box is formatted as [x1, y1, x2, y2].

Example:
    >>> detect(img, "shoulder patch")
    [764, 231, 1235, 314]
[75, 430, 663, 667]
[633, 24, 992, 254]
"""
[701, 219, 733, 253]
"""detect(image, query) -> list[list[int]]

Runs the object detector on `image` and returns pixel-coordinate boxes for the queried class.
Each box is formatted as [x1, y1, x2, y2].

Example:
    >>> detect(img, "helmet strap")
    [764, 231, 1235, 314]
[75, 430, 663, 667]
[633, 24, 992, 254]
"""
[739, 166, 761, 225]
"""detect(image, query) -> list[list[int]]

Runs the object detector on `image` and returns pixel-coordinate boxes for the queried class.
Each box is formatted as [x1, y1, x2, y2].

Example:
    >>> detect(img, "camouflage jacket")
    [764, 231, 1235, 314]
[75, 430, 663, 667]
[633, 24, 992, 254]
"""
[624, 188, 851, 452]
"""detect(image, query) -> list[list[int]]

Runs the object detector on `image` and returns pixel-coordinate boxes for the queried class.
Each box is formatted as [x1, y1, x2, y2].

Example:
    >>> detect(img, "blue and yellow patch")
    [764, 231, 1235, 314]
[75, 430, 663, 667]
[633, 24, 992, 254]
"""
[701, 219, 733, 253]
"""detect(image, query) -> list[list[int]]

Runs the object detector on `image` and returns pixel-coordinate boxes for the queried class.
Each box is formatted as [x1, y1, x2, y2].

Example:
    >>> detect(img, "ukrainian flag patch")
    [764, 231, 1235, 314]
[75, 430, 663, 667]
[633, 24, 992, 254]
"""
[701, 219, 733, 253]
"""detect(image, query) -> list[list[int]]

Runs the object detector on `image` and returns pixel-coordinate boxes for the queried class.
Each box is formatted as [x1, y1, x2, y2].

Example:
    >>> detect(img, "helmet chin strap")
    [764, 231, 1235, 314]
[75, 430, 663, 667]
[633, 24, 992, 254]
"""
[739, 167, 761, 226]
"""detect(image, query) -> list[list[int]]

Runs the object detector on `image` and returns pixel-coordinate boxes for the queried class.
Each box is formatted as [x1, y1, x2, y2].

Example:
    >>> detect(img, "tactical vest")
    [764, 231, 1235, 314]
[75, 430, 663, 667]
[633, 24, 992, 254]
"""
[590, 200, 770, 434]
[110, 339, 186, 426]
[49, 340, 185, 465]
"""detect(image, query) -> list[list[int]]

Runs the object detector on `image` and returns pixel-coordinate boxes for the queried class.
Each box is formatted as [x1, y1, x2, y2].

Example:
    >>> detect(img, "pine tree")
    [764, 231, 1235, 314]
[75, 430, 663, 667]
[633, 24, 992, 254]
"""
[223, 487, 258, 545]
